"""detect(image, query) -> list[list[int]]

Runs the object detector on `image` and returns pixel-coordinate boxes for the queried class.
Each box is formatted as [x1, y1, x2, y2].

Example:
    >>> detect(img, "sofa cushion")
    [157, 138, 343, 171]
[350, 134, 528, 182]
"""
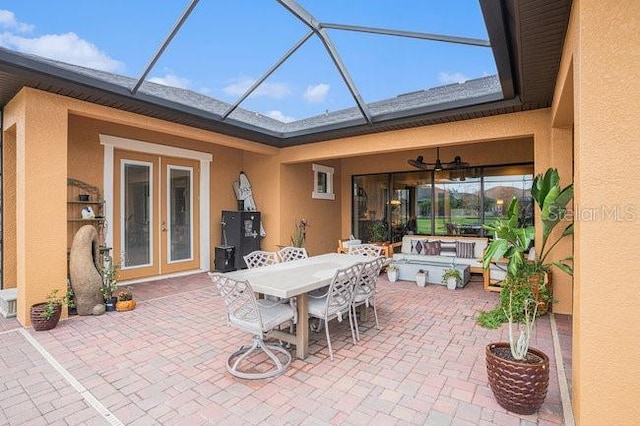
[439, 241, 456, 256]
[424, 240, 440, 256]
[400, 235, 488, 259]
[456, 241, 476, 259]
[410, 239, 425, 254]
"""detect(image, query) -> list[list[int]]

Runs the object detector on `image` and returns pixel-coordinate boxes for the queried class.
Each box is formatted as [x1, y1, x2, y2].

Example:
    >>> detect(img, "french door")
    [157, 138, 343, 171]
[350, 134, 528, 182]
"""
[113, 150, 200, 280]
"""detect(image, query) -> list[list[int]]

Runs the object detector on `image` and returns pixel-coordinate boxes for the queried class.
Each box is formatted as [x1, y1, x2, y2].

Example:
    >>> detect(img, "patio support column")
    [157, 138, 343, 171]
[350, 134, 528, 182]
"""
[12, 89, 68, 326]
[549, 128, 573, 315]
[572, 0, 640, 422]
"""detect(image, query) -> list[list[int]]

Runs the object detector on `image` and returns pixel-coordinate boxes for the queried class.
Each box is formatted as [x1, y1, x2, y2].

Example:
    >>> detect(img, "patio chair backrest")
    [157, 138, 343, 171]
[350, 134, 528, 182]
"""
[357, 256, 385, 299]
[278, 246, 308, 262]
[210, 273, 262, 335]
[348, 244, 383, 257]
[243, 250, 279, 269]
[325, 263, 363, 318]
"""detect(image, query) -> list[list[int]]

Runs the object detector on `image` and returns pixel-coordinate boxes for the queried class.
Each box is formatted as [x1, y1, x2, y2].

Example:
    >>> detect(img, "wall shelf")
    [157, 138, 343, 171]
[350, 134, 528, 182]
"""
[67, 178, 106, 249]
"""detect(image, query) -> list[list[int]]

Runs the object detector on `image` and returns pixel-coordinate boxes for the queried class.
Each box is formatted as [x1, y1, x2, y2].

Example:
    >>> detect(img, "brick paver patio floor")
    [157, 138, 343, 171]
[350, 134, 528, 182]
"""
[0, 273, 571, 425]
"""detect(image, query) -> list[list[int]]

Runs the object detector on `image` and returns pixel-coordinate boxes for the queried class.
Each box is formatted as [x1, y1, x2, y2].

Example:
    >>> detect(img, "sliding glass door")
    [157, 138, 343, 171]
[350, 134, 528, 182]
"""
[351, 163, 533, 242]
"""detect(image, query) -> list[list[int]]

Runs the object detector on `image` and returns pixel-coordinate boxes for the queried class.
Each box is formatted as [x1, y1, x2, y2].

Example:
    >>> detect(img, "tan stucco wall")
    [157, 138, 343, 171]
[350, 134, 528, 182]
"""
[67, 115, 247, 253]
[2, 125, 17, 290]
[278, 160, 342, 256]
[276, 110, 575, 315]
[562, 0, 640, 422]
[2, 87, 284, 324]
[3, 89, 69, 325]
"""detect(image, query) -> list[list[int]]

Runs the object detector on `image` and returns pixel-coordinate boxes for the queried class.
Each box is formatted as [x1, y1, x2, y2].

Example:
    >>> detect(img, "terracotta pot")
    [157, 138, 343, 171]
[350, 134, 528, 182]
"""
[116, 300, 136, 312]
[486, 342, 549, 415]
[30, 303, 62, 331]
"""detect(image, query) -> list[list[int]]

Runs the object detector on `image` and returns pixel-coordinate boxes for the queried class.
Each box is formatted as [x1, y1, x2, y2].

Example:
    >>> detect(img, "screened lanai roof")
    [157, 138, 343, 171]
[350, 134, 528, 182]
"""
[0, 0, 572, 147]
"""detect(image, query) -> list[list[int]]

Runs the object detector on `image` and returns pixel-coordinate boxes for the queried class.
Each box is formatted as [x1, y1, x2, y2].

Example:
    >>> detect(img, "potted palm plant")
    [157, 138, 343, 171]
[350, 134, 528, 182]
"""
[478, 167, 573, 415]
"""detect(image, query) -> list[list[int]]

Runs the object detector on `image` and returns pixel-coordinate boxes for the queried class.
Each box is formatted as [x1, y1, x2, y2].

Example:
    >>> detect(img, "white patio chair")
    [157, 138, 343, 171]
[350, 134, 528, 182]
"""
[277, 246, 308, 263]
[348, 243, 383, 257]
[209, 273, 294, 379]
[307, 263, 363, 361]
[352, 256, 386, 341]
[243, 249, 296, 326]
[243, 250, 279, 269]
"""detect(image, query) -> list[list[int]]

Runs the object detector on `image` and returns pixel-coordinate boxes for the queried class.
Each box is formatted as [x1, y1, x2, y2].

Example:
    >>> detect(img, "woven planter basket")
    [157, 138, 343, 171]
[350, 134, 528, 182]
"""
[486, 342, 549, 415]
[30, 303, 62, 331]
[116, 300, 136, 312]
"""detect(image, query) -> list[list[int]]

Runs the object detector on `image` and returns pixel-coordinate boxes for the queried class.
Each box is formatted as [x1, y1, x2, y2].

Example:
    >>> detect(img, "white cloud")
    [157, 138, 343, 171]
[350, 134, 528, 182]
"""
[148, 73, 191, 89]
[0, 32, 123, 72]
[0, 10, 34, 33]
[265, 110, 295, 123]
[303, 83, 330, 103]
[222, 77, 291, 99]
[438, 72, 467, 85]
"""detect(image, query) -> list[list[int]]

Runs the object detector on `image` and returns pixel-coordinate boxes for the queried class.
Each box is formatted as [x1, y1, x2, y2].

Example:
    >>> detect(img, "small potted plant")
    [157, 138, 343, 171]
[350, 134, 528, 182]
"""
[415, 269, 427, 287]
[290, 218, 308, 248]
[30, 288, 73, 331]
[441, 268, 462, 290]
[100, 260, 119, 312]
[368, 222, 388, 243]
[386, 263, 399, 282]
[116, 287, 136, 312]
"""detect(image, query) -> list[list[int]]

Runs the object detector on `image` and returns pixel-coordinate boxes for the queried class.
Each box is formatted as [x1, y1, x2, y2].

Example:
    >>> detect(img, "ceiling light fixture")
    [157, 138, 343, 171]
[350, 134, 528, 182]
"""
[407, 147, 470, 172]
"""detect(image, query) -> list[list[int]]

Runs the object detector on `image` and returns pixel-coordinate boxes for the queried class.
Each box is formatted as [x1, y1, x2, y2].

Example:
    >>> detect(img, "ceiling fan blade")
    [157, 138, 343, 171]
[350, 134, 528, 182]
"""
[407, 158, 429, 170]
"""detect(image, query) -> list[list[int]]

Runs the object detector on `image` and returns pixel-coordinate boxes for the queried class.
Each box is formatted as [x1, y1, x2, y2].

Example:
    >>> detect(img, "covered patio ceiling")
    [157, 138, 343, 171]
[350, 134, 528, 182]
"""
[0, 0, 571, 147]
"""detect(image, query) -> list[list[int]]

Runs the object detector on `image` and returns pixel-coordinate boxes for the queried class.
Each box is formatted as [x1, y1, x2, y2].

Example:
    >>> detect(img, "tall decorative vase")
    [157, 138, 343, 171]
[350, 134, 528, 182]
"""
[416, 270, 427, 287]
[387, 270, 398, 282]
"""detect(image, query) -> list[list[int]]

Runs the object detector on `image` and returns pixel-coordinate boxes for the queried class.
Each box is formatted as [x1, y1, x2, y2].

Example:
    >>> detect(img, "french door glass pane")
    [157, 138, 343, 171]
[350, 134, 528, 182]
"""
[123, 163, 151, 267]
[169, 168, 192, 262]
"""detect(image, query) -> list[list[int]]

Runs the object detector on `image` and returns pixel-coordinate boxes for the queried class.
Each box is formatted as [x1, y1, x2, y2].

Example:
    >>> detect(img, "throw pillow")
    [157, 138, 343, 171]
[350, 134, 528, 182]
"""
[425, 240, 441, 256]
[439, 241, 457, 256]
[456, 241, 476, 258]
[411, 239, 424, 254]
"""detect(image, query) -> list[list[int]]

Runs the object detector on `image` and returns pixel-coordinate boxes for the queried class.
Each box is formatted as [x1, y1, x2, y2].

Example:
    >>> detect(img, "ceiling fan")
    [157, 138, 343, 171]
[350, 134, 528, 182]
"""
[407, 147, 469, 171]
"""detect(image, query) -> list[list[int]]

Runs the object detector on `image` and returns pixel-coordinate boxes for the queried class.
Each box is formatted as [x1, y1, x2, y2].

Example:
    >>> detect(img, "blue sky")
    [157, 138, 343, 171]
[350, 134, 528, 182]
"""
[0, 1, 496, 122]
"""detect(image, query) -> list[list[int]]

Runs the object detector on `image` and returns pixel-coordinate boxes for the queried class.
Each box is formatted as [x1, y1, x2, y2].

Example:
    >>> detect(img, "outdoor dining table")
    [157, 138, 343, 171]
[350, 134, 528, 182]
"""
[222, 252, 370, 359]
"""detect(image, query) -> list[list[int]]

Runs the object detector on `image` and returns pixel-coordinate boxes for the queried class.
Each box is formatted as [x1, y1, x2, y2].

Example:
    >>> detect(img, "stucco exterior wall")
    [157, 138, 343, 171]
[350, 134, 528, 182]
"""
[566, 0, 640, 422]
[67, 115, 246, 254]
[4, 89, 69, 325]
[3, 88, 278, 323]
[278, 160, 342, 256]
[2, 125, 17, 290]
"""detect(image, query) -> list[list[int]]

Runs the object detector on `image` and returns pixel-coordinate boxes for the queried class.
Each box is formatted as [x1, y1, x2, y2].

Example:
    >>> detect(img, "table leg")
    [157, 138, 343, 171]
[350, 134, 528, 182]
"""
[296, 293, 309, 359]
